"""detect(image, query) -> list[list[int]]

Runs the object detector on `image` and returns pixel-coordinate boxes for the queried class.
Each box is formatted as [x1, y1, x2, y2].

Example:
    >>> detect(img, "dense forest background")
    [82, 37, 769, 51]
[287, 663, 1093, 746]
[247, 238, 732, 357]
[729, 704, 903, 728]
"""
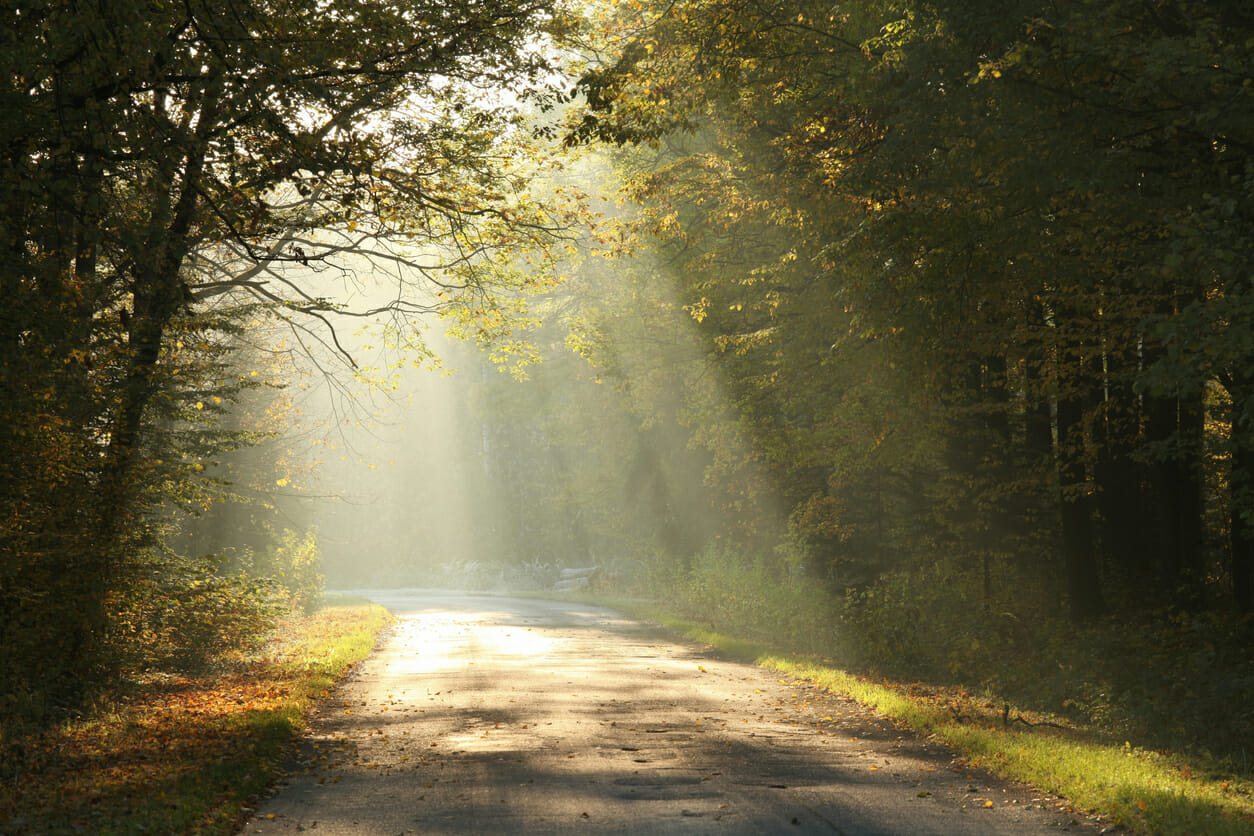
[417, 0, 1254, 766]
[4, 0, 1253, 775]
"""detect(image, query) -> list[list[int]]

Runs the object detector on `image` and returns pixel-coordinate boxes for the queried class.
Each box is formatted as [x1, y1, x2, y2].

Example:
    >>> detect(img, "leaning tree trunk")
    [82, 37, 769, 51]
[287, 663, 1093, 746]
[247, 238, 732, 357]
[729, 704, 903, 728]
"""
[88, 106, 209, 668]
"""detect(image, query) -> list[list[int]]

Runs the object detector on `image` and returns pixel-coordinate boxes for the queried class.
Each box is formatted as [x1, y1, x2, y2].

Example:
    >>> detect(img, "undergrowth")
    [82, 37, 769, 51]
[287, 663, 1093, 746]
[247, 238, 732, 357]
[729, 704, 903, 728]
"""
[0, 595, 389, 835]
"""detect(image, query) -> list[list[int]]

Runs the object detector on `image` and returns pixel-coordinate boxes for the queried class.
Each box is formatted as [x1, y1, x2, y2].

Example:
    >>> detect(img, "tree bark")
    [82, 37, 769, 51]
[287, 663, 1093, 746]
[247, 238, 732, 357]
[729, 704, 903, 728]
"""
[1133, 387, 1204, 609]
[1056, 391, 1105, 621]
[1233, 446, 1254, 614]
[1091, 348, 1150, 600]
[1231, 386, 1254, 614]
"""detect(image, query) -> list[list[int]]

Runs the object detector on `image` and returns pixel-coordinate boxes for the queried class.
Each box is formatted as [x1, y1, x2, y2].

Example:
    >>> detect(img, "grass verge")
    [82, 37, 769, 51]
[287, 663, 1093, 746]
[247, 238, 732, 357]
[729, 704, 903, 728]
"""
[598, 597, 1254, 836]
[0, 594, 390, 835]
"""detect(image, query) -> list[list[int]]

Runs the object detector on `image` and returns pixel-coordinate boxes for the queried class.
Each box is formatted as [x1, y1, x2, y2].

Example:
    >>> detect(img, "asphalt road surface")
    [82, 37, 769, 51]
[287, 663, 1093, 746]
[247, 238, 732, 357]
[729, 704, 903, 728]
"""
[243, 592, 1103, 835]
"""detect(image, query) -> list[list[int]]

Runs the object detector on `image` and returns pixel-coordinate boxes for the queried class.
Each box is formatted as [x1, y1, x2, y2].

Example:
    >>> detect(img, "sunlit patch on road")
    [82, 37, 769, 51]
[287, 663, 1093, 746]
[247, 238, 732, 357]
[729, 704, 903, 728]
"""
[245, 594, 1101, 835]
[383, 611, 560, 675]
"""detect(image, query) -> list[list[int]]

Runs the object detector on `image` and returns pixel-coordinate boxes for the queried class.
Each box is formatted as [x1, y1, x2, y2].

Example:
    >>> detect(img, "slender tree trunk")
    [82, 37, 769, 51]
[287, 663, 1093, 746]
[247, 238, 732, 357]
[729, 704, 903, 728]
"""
[1230, 382, 1254, 613]
[1056, 391, 1105, 621]
[1233, 446, 1254, 614]
[1022, 330, 1065, 612]
[1172, 394, 1206, 608]
[91, 113, 208, 668]
[1092, 349, 1149, 602]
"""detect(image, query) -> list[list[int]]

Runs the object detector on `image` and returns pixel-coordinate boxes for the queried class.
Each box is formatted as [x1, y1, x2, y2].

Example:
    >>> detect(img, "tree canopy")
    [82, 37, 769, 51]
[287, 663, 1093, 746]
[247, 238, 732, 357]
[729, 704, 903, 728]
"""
[0, 0, 579, 718]
[563, 0, 1254, 618]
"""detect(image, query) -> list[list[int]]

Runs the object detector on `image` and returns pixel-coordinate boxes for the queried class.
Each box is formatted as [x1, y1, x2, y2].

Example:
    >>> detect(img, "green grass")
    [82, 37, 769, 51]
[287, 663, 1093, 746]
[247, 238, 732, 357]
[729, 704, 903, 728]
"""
[0, 595, 391, 835]
[594, 597, 1254, 836]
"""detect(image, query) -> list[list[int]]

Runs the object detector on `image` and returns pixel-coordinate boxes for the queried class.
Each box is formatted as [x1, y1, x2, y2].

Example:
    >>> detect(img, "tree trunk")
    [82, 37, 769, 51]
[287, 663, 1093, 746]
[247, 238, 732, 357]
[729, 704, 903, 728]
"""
[1091, 348, 1150, 603]
[1231, 396, 1254, 614]
[1056, 392, 1105, 621]
[94, 92, 210, 562]
[1233, 450, 1254, 615]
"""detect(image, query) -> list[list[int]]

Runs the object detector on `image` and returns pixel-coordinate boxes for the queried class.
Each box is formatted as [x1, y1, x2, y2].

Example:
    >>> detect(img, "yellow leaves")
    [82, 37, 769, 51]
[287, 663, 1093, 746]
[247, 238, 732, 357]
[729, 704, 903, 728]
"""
[684, 296, 710, 323]
[976, 60, 1004, 81]
[276, 478, 290, 487]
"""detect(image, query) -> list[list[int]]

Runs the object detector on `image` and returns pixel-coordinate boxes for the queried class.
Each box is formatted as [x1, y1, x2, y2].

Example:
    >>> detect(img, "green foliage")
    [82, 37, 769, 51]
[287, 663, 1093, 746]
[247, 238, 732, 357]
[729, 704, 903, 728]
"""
[252, 529, 327, 615]
[836, 565, 1254, 768]
[109, 552, 283, 673]
[567, 0, 1254, 626]
[634, 543, 837, 656]
[1052, 615, 1254, 765]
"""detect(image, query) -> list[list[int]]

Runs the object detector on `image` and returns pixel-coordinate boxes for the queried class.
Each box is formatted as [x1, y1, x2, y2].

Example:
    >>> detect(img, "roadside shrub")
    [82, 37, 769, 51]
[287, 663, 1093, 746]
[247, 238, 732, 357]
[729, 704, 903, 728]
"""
[839, 563, 996, 681]
[647, 543, 837, 654]
[255, 528, 326, 613]
[110, 554, 282, 672]
[1044, 612, 1254, 765]
[838, 560, 1254, 769]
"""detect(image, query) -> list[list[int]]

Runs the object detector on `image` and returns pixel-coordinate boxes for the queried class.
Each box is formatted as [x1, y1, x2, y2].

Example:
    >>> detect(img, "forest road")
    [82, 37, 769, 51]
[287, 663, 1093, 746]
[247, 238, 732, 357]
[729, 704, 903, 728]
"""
[243, 591, 1104, 835]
